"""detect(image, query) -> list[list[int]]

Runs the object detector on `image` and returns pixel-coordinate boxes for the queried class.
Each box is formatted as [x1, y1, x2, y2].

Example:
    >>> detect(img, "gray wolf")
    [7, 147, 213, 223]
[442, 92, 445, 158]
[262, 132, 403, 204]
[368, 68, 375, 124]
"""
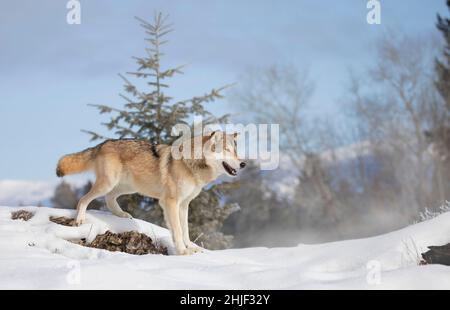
[56, 131, 245, 255]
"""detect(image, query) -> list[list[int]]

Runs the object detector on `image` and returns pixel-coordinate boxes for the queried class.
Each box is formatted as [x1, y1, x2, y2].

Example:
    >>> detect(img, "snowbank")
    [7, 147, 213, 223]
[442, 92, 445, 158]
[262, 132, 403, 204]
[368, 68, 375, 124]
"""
[0, 206, 449, 289]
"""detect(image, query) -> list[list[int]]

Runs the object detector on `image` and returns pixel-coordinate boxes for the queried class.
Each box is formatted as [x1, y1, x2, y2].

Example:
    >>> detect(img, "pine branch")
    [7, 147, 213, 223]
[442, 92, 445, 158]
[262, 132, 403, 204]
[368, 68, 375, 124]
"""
[88, 104, 122, 114]
[159, 65, 186, 79]
[126, 71, 157, 78]
[80, 130, 110, 142]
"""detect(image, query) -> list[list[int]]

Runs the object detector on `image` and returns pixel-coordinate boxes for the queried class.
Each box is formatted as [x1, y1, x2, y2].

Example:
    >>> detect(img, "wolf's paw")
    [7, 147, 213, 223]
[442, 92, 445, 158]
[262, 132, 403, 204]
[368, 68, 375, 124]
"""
[177, 247, 200, 255]
[183, 248, 198, 255]
[116, 211, 133, 219]
[74, 216, 86, 226]
[187, 247, 203, 254]
[186, 242, 204, 253]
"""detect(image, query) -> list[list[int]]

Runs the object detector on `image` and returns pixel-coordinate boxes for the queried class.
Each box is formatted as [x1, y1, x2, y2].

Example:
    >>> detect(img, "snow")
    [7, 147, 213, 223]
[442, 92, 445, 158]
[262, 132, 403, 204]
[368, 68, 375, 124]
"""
[0, 180, 55, 206]
[0, 206, 449, 289]
[0, 178, 88, 206]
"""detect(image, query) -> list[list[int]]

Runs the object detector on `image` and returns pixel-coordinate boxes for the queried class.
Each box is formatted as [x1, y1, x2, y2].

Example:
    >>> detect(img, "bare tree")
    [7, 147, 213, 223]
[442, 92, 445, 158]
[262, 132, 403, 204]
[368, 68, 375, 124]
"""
[345, 33, 445, 216]
[232, 65, 315, 166]
[232, 65, 341, 224]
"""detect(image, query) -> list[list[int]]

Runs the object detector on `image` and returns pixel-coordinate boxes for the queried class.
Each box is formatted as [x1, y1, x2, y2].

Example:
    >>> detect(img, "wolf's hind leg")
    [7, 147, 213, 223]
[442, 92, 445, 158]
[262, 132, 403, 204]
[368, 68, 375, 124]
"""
[75, 177, 119, 226]
[105, 187, 134, 219]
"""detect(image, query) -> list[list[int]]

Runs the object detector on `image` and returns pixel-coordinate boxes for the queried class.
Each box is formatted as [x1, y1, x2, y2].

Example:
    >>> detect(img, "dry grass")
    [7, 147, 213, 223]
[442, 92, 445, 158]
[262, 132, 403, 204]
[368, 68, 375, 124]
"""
[86, 230, 168, 255]
[11, 210, 34, 221]
[49, 216, 76, 226]
[50, 216, 168, 255]
[401, 237, 427, 266]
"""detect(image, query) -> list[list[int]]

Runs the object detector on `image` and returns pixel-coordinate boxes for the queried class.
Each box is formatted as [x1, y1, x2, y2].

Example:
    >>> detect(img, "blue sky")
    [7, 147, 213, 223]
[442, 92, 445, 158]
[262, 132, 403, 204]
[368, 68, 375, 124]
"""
[0, 0, 447, 181]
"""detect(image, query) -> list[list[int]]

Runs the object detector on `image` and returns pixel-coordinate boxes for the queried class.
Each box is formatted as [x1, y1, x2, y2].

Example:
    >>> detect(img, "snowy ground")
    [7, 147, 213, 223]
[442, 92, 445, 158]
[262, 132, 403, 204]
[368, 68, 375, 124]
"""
[0, 206, 449, 289]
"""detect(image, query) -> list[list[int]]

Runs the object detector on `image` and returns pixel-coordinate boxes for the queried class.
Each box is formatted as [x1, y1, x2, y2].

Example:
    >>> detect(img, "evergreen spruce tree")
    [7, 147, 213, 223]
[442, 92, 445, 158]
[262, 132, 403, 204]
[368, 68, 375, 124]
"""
[83, 12, 237, 249]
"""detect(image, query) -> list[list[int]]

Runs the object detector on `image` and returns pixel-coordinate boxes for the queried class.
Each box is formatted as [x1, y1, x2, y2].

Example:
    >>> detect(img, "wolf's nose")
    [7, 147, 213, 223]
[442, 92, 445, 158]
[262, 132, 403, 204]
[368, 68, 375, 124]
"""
[240, 162, 246, 169]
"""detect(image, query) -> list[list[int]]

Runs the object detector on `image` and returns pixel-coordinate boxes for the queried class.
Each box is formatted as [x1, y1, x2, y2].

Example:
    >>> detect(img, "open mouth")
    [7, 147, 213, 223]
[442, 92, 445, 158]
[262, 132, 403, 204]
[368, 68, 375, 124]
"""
[222, 161, 237, 176]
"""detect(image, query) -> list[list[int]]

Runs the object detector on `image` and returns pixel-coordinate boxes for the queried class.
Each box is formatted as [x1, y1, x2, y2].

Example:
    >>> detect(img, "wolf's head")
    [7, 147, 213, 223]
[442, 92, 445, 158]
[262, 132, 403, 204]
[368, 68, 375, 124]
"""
[203, 131, 246, 177]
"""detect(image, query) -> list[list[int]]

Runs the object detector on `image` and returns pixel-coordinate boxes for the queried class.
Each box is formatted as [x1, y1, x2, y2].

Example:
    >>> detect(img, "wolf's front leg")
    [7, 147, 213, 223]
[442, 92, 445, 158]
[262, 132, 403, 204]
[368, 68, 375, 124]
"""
[161, 198, 192, 255]
[180, 201, 203, 254]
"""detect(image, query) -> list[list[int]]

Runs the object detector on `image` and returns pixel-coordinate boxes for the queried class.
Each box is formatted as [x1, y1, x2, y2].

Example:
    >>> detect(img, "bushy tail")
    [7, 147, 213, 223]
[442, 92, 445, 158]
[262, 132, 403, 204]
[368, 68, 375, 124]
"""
[56, 148, 94, 177]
